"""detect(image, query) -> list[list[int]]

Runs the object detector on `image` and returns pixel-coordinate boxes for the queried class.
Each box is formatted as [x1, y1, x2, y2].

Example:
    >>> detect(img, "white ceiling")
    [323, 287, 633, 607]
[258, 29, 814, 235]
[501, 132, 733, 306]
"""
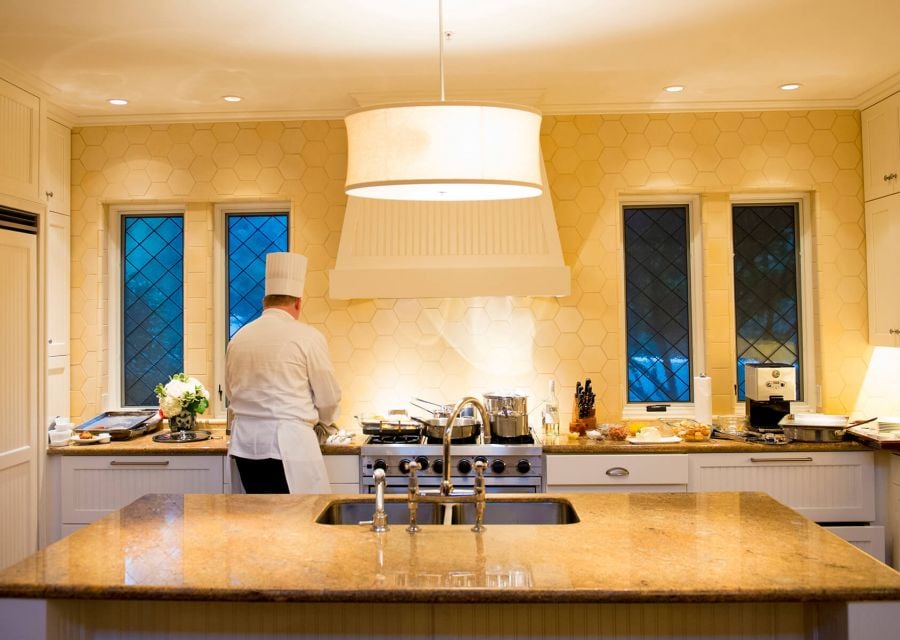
[2, 0, 899, 125]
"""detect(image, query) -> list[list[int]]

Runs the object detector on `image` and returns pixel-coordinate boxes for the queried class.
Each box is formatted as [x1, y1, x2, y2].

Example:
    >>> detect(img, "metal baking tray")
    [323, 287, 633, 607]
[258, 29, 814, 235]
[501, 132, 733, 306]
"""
[74, 410, 162, 440]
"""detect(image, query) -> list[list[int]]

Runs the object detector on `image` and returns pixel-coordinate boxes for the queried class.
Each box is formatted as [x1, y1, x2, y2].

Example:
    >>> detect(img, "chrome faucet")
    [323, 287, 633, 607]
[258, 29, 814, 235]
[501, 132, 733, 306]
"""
[371, 468, 389, 532]
[440, 396, 492, 496]
[405, 396, 491, 533]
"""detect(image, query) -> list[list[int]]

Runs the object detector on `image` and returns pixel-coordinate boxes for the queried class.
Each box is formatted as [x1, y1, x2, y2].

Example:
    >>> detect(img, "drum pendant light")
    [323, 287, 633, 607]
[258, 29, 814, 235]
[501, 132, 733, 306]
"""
[344, 1, 543, 201]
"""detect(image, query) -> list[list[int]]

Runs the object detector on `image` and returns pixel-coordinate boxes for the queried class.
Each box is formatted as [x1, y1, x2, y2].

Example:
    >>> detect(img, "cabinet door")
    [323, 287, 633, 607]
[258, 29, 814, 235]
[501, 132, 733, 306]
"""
[61, 455, 224, 524]
[545, 454, 689, 493]
[865, 194, 900, 346]
[862, 93, 900, 201]
[46, 355, 70, 426]
[688, 452, 875, 522]
[43, 119, 70, 214]
[46, 210, 70, 356]
[0, 79, 40, 202]
[324, 454, 360, 493]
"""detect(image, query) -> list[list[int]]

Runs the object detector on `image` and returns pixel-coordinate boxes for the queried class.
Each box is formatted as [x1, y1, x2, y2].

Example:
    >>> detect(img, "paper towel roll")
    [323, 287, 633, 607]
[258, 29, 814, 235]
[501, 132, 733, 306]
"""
[694, 375, 712, 424]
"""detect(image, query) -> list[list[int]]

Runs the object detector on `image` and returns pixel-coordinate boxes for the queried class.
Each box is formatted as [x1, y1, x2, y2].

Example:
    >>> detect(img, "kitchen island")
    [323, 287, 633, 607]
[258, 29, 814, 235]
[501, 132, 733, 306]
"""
[1, 491, 898, 639]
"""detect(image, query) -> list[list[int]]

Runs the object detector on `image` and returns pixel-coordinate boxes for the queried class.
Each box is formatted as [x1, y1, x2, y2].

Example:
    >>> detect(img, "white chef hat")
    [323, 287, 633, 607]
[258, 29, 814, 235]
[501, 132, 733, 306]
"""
[265, 252, 308, 298]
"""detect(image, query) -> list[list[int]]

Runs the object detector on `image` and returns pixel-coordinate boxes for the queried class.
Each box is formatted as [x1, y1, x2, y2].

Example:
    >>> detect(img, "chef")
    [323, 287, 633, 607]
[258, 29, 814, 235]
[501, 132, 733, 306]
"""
[225, 252, 341, 494]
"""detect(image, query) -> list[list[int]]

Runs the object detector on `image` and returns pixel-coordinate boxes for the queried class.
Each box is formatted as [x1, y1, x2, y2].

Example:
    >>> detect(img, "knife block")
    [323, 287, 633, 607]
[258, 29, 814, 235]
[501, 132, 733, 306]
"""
[569, 394, 596, 435]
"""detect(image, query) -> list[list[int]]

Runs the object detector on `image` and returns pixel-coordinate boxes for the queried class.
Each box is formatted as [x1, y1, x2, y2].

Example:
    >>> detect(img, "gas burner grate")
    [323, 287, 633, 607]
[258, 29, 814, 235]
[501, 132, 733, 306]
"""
[368, 434, 423, 445]
[490, 433, 535, 445]
[424, 434, 479, 445]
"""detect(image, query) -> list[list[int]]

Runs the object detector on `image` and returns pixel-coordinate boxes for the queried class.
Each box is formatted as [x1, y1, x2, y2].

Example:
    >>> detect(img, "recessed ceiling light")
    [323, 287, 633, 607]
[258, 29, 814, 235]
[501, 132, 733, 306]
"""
[780, 83, 802, 91]
[664, 85, 685, 93]
[108, 98, 128, 106]
[223, 95, 242, 103]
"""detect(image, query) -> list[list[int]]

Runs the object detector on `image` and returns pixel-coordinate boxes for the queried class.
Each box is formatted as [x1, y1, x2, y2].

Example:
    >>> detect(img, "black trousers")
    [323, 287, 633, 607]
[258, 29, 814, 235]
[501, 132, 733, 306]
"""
[233, 456, 290, 494]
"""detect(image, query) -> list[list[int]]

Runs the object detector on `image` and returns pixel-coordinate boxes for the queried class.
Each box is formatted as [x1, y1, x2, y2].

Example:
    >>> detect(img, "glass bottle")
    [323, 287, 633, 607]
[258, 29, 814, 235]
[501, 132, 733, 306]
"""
[542, 379, 560, 438]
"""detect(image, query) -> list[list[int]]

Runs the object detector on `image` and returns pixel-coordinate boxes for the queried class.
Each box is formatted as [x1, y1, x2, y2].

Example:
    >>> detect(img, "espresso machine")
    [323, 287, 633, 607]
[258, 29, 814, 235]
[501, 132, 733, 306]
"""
[744, 363, 796, 432]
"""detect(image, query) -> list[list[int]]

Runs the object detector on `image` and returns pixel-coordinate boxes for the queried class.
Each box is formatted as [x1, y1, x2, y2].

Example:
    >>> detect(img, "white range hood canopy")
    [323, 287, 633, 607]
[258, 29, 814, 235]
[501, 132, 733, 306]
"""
[329, 159, 570, 299]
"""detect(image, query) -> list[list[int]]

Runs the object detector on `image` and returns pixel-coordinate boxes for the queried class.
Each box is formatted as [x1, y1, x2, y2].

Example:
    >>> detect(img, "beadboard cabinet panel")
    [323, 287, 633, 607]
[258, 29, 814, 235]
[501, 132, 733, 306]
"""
[688, 451, 875, 523]
[0, 79, 40, 203]
[60, 455, 224, 525]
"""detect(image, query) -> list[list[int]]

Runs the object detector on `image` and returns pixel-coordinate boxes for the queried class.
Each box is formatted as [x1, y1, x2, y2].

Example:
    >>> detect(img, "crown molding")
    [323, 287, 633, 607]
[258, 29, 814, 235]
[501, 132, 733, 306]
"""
[349, 88, 546, 108]
[70, 107, 347, 127]
[855, 71, 900, 110]
[0, 58, 60, 98]
[538, 97, 861, 116]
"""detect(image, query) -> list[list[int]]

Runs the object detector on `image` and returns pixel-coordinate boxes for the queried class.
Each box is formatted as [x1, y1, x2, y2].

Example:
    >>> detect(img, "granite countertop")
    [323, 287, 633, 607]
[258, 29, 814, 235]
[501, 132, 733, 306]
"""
[1, 491, 898, 604]
[46, 428, 366, 456]
[541, 435, 871, 454]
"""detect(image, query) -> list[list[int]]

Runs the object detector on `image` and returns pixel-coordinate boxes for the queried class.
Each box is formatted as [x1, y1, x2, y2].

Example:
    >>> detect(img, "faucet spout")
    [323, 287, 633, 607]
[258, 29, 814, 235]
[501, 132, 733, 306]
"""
[440, 396, 491, 496]
[371, 468, 389, 532]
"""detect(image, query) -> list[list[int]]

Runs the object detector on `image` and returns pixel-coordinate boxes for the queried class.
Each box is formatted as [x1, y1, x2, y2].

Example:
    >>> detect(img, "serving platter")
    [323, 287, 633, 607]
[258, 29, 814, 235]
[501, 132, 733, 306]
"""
[626, 436, 681, 445]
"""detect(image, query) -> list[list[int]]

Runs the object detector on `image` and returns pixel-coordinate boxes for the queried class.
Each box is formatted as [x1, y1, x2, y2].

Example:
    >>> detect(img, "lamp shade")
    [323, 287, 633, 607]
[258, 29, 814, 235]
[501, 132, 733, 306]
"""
[344, 102, 543, 201]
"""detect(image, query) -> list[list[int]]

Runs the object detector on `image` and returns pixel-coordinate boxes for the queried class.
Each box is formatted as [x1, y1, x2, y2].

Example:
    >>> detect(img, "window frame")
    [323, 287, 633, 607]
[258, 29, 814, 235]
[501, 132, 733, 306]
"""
[107, 204, 187, 409]
[729, 192, 816, 414]
[619, 195, 705, 419]
[212, 202, 291, 417]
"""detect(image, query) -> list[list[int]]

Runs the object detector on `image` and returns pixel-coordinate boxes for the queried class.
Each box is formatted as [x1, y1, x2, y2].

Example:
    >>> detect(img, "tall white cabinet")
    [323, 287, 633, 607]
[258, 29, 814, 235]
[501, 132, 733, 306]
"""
[862, 92, 900, 202]
[862, 91, 900, 346]
[43, 119, 71, 423]
[0, 78, 41, 203]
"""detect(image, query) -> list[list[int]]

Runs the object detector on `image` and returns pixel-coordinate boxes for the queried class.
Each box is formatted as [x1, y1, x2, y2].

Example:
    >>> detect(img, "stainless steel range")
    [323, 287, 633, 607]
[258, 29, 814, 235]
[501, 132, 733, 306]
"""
[360, 437, 544, 494]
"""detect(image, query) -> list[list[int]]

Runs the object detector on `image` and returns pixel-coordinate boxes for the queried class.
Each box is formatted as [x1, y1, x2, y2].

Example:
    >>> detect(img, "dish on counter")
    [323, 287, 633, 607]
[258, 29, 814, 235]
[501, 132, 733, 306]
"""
[626, 435, 681, 445]
[69, 433, 110, 445]
[585, 429, 604, 440]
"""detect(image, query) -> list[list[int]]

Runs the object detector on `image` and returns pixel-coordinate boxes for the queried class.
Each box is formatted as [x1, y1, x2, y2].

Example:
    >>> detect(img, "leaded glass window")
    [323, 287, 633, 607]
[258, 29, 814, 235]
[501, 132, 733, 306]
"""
[624, 205, 692, 403]
[227, 213, 289, 339]
[733, 203, 802, 400]
[122, 215, 184, 406]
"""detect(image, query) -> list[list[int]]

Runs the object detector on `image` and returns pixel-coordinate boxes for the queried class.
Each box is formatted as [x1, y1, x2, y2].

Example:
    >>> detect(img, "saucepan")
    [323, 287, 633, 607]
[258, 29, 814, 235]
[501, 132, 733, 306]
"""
[410, 415, 480, 441]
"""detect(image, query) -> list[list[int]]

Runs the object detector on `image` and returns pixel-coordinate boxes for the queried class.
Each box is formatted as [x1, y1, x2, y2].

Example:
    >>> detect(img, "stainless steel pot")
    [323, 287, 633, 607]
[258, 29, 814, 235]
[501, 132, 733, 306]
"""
[412, 416, 480, 441]
[483, 391, 530, 439]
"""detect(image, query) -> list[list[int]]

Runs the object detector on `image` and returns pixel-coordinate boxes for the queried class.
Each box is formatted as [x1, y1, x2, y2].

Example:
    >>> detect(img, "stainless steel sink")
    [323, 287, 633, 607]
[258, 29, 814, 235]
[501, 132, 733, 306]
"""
[315, 498, 579, 525]
[315, 500, 443, 525]
[452, 499, 580, 525]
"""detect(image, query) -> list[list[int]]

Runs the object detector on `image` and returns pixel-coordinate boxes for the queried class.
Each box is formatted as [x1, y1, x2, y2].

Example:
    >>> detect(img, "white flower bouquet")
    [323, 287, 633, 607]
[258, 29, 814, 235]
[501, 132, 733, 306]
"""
[154, 373, 210, 417]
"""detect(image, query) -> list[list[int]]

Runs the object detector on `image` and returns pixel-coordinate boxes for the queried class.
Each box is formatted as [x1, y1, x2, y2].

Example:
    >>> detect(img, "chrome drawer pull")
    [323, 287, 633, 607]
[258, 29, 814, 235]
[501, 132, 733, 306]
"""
[605, 467, 630, 477]
[749, 457, 813, 463]
[110, 460, 170, 466]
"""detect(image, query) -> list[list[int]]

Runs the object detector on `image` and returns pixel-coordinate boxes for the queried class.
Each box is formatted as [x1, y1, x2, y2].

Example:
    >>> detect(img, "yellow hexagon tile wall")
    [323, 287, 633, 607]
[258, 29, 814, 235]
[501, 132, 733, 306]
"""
[69, 110, 867, 426]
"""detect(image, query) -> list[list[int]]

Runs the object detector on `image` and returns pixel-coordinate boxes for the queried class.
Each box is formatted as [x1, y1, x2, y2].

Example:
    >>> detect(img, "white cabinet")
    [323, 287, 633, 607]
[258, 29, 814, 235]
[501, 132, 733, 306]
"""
[60, 455, 225, 530]
[688, 451, 875, 523]
[46, 355, 70, 425]
[0, 78, 40, 203]
[42, 119, 70, 214]
[865, 193, 900, 346]
[545, 454, 689, 493]
[891, 454, 900, 569]
[324, 454, 361, 493]
[825, 525, 886, 563]
[46, 210, 70, 357]
[862, 92, 900, 202]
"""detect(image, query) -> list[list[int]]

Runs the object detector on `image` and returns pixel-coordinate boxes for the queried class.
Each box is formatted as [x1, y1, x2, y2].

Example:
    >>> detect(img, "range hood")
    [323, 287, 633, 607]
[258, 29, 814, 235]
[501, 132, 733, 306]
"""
[329, 161, 570, 299]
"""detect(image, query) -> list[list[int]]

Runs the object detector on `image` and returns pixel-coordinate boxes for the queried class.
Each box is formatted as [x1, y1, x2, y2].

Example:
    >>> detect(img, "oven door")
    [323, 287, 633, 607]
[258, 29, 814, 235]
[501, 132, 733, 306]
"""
[362, 475, 541, 494]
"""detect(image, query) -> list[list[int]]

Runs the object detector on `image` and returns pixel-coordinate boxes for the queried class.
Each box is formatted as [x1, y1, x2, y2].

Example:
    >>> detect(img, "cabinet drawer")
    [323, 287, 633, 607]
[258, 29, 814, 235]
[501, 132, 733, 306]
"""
[824, 525, 886, 563]
[61, 456, 224, 524]
[324, 455, 360, 485]
[546, 454, 688, 487]
[688, 452, 875, 522]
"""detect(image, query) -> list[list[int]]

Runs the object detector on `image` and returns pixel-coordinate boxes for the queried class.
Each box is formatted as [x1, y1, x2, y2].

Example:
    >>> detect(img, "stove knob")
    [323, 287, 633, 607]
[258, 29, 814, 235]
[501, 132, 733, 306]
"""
[415, 456, 430, 472]
[373, 459, 387, 472]
[491, 459, 507, 474]
[399, 458, 412, 474]
[458, 459, 472, 474]
[474, 456, 488, 466]
[516, 459, 532, 474]
[432, 459, 444, 475]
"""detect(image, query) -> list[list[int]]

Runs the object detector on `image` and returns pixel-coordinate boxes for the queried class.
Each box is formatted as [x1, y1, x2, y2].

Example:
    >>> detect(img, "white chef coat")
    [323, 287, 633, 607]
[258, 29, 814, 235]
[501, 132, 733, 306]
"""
[225, 309, 341, 491]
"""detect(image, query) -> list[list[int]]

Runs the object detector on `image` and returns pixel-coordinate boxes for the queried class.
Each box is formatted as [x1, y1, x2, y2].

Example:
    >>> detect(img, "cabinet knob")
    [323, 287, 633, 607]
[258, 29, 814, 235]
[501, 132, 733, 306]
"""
[884, 173, 898, 182]
[45, 190, 54, 199]
[890, 328, 900, 335]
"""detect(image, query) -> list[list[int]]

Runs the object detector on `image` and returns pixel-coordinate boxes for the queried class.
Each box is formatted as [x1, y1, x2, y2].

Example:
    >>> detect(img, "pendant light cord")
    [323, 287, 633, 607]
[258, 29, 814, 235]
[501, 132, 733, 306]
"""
[438, 0, 445, 102]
